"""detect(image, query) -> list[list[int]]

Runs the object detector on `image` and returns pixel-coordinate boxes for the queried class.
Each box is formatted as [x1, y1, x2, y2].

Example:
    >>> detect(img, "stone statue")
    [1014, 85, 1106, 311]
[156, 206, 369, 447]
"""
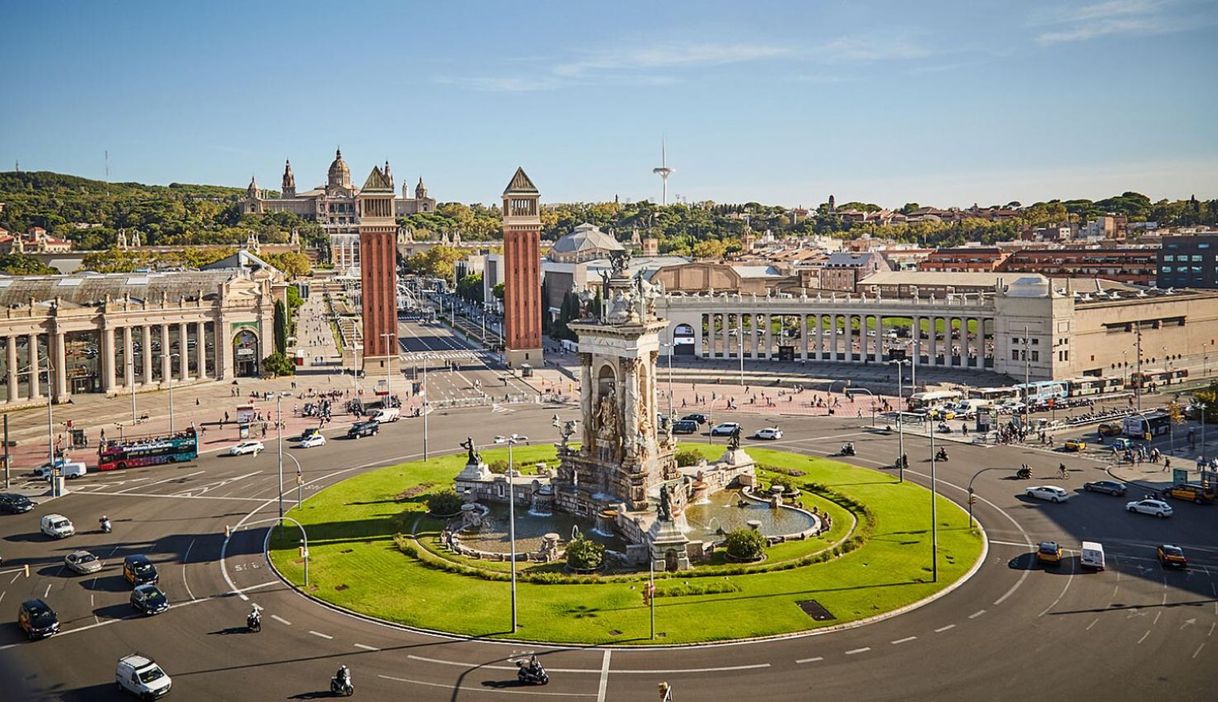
[658, 484, 672, 522]
[460, 436, 480, 465]
[609, 249, 631, 278]
[595, 393, 618, 442]
[559, 420, 578, 447]
[727, 425, 742, 451]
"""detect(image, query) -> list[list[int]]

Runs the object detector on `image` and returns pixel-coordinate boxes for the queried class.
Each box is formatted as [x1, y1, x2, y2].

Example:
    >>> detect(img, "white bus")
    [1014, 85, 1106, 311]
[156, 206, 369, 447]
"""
[1014, 380, 1069, 405]
[908, 390, 964, 410]
[968, 386, 1020, 403]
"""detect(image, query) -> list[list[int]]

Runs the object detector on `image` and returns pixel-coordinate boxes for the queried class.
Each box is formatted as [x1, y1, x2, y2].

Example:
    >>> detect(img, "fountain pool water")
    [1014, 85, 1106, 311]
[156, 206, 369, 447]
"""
[459, 504, 626, 554]
[682, 490, 816, 542]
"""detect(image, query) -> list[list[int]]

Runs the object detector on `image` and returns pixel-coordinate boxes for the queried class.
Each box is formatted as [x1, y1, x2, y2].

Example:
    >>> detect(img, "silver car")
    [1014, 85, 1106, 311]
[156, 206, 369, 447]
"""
[64, 550, 103, 575]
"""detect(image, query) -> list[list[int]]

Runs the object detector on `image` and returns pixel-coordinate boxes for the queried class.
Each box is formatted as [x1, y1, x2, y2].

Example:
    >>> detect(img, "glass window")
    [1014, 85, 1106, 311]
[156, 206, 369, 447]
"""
[1161, 266, 1172, 273]
[1199, 243, 1210, 249]
[1031, 350, 1040, 362]
[1193, 255, 1203, 262]
[1164, 255, 1174, 262]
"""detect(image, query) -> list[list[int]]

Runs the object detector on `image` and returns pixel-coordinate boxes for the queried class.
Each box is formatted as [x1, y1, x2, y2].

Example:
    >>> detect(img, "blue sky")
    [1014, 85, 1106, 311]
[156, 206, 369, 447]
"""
[2, 0, 1216, 207]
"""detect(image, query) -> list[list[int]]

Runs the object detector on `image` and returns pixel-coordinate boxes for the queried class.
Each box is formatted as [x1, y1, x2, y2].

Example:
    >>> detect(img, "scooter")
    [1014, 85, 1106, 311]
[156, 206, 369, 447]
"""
[935, 449, 949, 462]
[330, 676, 354, 696]
[247, 612, 261, 633]
[839, 443, 856, 456]
[99, 518, 112, 534]
[517, 661, 550, 685]
[1015, 467, 1032, 480]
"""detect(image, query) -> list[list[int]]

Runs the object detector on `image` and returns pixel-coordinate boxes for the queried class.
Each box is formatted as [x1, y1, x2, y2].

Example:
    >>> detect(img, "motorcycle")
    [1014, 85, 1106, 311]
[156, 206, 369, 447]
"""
[840, 443, 856, 456]
[247, 612, 261, 633]
[935, 449, 949, 462]
[517, 660, 549, 685]
[1015, 467, 1032, 480]
[99, 518, 112, 534]
[330, 676, 354, 696]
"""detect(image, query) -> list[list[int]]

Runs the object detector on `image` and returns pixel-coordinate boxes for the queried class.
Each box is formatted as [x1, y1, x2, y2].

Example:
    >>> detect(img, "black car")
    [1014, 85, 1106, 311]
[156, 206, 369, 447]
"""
[123, 555, 159, 586]
[347, 421, 380, 439]
[0, 493, 35, 514]
[671, 420, 699, 435]
[18, 598, 59, 639]
[130, 584, 170, 615]
[681, 413, 709, 425]
[1083, 480, 1127, 496]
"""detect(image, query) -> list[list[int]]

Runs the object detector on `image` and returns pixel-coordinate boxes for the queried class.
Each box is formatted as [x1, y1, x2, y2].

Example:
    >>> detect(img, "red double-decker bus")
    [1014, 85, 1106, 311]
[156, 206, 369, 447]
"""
[97, 428, 199, 471]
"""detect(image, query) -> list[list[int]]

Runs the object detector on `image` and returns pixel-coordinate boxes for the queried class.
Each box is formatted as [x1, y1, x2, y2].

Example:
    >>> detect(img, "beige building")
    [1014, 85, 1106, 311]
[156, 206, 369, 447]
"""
[240, 150, 436, 272]
[0, 266, 283, 409]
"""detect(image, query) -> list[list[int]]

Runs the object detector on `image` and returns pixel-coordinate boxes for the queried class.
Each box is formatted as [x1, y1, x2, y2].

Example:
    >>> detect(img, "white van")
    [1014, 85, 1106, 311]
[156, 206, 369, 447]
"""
[1080, 541, 1105, 571]
[34, 459, 87, 480]
[371, 407, 400, 423]
[116, 654, 172, 699]
[40, 514, 75, 539]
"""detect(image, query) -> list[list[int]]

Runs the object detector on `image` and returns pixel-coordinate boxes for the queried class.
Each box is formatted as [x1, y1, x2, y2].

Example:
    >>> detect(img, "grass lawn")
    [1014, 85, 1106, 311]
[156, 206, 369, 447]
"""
[269, 445, 983, 645]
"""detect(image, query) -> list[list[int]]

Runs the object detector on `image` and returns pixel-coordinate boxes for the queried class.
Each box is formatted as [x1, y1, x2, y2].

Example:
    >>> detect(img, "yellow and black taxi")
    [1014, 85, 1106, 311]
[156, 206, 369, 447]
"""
[17, 598, 60, 640]
[1063, 438, 1087, 452]
[1166, 483, 1215, 504]
[123, 554, 159, 587]
[1036, 541, 1063, 566]
[1157, 544, 1187, 568]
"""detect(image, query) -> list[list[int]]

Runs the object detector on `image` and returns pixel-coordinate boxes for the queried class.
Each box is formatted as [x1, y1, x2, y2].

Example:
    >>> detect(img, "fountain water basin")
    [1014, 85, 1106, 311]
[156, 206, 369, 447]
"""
[681, 489, 818, 543]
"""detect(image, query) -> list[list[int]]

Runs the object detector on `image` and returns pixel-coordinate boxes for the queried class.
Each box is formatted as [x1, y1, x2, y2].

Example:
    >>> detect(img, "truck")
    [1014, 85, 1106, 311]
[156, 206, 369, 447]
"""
[33, 458, 87, 479]
[1080, 541, 1105, 571]
[370, 407, 400, 423]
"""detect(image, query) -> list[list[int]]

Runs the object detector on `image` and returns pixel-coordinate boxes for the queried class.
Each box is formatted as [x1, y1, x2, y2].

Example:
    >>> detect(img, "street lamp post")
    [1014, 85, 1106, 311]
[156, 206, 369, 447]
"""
[422, 359, 429, 460]
[129, 358, 137, 426]
[167, 354, 179, 434]
[738, 315, 745, 388]
[929, 428, 939, 582]
[276, 394, 284, 525]
[380, 332, 396, 402]
[661, 342, 675, 420]
[965, 467, 1003, 530]
[889, 359, 910, 482]
[494, 433, 524, 632]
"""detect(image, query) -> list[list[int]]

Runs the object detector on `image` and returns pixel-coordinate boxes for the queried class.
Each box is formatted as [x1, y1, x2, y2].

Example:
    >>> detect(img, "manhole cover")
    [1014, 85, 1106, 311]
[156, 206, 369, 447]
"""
[797, 600, 835, 621]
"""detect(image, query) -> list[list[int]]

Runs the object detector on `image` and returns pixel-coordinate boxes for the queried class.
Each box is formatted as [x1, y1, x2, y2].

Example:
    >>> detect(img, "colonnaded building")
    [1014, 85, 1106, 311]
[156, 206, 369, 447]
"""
[239, 149, 436, 273]
[0, 256, 283, 410]
[655, 274, 1218, 383]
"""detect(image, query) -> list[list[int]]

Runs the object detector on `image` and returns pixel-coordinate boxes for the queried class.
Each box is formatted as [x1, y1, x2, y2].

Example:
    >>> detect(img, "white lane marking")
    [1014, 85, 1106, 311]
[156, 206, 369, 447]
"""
[379, 673, 596, 697]
[796, 656, 824, 664]
[182, 538, 197, 602]
[9, 573, 20, 584]
[597, 649, 611, 702]
[354, 643, 379, 651]
[845, 647, 871, 655]
[271, 614, 292, 626]
[969, 610, 986, 619]
[176, 471, 259, 498]
[1209, 622, 1215, 638]
[935, 624, 955, 633]
[113, 470, 205, 494]
[1195, 643, 1206, 659]
[43, 583, 51, 597]
[1153, 611, 1162, 626]
[87, 491, 270, 502]
[891, 636, 917, 645]
[1137, 630, 1150, 644]
[308, 630, 333, 640]
[1038, 556, 1077, 618]
[987, 539, 1035, 548]
[0, 592, 5, 605]
[1086, 618, 1100, 631]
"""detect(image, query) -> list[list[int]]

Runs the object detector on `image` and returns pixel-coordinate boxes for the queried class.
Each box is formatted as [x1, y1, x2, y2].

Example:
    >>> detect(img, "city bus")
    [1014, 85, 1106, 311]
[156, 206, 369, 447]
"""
[1128, 368, 1189, 389]
[968, 386, 1020, 403]
[1122, 411, 1172, 441]
[908, 390, 963, 410]
[97, 428, 199, 471]
[1014, 380, 1069, 405]
[1066, 376, 1123, 397]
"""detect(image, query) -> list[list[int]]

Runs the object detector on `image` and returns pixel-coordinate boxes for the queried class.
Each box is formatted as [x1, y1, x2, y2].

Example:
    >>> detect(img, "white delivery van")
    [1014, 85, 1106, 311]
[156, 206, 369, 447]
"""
[371, 407, 400, 423]
[34, 459, 87, 480]
[1080, 541, 1105, 571]
[40, 514, 75, 539]
[116, 654, 172, 699]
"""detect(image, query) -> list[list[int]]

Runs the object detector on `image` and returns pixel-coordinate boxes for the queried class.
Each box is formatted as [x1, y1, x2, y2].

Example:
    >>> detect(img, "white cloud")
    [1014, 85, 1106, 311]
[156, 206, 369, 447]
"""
[553, 42, 790, 77]
[1031, 0, 1210, 44]
[432, 75, 565, 93]
[814, 34, 932, 62]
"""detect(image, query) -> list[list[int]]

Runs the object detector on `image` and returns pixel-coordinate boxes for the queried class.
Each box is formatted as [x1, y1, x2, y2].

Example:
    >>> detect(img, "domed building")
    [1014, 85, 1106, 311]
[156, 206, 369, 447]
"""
[240, 149, 437, 272]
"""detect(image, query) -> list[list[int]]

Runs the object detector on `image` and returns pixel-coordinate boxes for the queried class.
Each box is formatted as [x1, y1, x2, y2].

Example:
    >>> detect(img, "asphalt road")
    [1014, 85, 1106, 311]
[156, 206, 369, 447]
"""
[1, 401, 1215, 701]
[396, 318, 536, 406]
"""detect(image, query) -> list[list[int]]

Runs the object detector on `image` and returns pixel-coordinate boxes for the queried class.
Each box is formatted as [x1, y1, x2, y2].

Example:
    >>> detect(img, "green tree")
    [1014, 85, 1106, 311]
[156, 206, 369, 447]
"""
[262, 351, 295, 377]
[273, 300, 288, 354]
[0, 253, 56, 275]
[404, 245, 464, 281]
[426, 489, 464, 516]
[264, 250, 311, 278]
[723, 528, 766, 561]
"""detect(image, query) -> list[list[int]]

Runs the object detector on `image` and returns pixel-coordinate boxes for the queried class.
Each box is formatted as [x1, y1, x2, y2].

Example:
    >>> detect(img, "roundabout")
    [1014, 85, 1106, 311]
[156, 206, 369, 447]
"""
[267, 444, 985, 645]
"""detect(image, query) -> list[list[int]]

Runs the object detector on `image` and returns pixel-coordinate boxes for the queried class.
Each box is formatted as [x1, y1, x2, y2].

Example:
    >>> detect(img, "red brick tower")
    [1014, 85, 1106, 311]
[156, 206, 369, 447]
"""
[501, 167, 542, 367]
[358, 163, 399, 380]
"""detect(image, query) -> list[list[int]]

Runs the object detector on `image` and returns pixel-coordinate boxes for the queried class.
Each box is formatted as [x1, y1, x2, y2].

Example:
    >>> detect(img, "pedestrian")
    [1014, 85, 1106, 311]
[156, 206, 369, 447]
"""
[1164, 458, 1171, 472]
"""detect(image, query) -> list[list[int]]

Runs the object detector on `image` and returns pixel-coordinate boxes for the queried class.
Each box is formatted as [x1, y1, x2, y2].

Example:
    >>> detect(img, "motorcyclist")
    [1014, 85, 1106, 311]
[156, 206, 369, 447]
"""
[841, 442, 855, 455]
[335, 664, 351, 687]
[99, 515, 111, 532]
[936, 448, 948, 461]
[248, 605, 261, 629]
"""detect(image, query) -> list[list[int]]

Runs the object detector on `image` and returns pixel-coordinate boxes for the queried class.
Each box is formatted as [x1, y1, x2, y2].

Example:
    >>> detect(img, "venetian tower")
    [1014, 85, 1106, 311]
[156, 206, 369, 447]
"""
[501, 167, 543, 366]
[560, 257, 678, 510]
[357, 163, 399, 377]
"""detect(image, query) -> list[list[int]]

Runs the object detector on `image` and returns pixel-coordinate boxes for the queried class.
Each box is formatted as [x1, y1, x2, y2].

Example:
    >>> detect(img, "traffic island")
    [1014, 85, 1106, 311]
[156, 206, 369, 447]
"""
[268, 444, 984, 645]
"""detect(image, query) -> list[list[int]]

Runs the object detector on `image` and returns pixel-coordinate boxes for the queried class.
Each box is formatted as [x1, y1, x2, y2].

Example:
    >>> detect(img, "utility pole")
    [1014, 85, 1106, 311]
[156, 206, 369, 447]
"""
[1135, 327, 1143, 413]
[422, 360, 429, 460]
[1023, 324, 1031, 434]
[738, 315, 745, 388]
[276, 394, 284, 524]
[929, 428, 939, 582]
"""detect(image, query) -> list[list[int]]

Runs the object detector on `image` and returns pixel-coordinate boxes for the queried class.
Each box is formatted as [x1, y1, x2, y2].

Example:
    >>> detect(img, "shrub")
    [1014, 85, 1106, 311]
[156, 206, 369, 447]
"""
[426, 489, 463, 516]
[675, 449, 703, 467]
[723, 528, 767, 561]
[262, 351, 295, 377]
[565, 537, 605, 571]
[487, 459, 509, 474]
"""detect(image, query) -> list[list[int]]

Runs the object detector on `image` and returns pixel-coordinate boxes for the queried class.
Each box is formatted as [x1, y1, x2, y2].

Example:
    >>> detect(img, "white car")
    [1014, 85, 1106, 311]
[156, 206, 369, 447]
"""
[1126, 498, 1173, 518]
[752, 427, 783, 440]
[116, 654, 172, 699]
[297, 434, 326, 449]
[64, 550, 102, 575]
[228, 440, 264, 456]
[1025, 485, 1070, 503]
[710, 422, 741, 437]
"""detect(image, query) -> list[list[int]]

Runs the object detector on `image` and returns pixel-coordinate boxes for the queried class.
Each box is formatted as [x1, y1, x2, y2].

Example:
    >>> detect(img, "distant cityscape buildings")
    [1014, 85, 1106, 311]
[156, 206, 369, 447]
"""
[239, 149, 436, 272]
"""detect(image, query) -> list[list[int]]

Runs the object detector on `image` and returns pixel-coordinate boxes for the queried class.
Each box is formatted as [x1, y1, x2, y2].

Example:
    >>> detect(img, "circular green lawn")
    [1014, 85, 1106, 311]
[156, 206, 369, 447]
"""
[268, 444, 983, 645]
